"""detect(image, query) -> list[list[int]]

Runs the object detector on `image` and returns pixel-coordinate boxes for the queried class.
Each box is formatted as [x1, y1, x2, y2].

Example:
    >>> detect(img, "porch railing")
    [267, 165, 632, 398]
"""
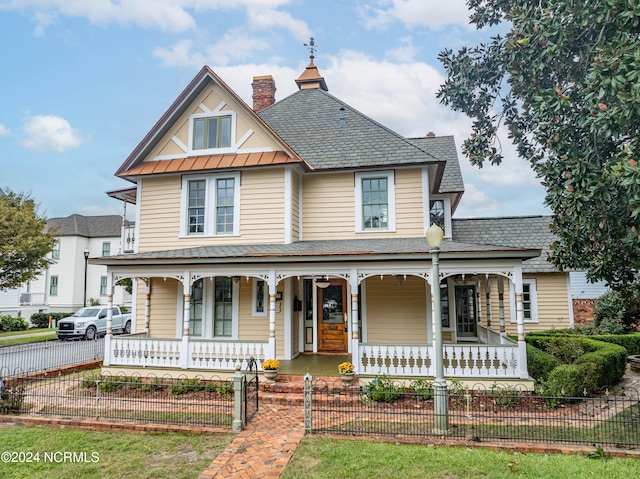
[477, 324, 516, 345]
[107, 336, 267, 371]
[358, 343, 520, 378]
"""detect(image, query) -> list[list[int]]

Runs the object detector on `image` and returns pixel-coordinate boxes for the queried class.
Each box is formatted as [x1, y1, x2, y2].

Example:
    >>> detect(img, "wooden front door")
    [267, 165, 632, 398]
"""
[318, 279, 348, 352]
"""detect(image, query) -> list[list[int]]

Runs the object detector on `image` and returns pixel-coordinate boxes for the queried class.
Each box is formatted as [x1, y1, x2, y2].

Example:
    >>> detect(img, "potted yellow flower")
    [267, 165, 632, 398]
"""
[338, 361, 355, 386]
[262, 359, 280, 383]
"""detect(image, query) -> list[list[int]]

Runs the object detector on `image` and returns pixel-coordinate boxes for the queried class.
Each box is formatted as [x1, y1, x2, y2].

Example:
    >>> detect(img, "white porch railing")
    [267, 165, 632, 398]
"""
[359, 343, 522, 378]
[477, 324, 516, 345]
[108, 336, 267, 371]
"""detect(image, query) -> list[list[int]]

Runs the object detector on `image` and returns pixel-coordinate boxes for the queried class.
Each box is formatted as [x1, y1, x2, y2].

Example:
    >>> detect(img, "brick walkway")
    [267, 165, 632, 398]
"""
[198, 404, 304, 479]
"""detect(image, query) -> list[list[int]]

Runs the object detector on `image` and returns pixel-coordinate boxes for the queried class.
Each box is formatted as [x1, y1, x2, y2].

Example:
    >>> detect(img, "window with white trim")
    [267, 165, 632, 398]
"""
[102, 242, 111, 257]
[181, 173, 240, 237]
[510, 279, 538, 323]
[100, 276, 108, 296]
[430, 200, 445, 230]
[190, 279, 203, 336]
[355, 170, 396, 233]
[252, 279, 267, 316]
[52, 241, 60, 260]
[193, 115, 232, 150]
[50, 276, 58, 296]
[214, 277, 233, 337]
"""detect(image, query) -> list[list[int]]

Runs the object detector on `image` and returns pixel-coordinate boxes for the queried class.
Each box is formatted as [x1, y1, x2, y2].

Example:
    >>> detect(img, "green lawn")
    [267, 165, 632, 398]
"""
[0, 334, 58, 346]
[0, 425, 233, 479]
[281, 437, 640, 479]
[0, 329, 52, 337]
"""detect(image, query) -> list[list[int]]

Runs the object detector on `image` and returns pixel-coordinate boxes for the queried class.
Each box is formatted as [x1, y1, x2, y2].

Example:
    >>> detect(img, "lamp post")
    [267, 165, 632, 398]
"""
[426, 224, 449, 434]
[83, 248, 90, 307]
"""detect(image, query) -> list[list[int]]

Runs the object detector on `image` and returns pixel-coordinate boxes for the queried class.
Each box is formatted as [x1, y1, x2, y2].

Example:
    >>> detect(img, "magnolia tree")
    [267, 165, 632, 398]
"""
[0, 190, 57, 290]
[438, 0, 640, 287]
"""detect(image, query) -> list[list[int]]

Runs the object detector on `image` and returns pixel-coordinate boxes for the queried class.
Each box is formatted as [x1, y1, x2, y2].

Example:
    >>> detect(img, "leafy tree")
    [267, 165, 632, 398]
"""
[437, 1, 640, 287]
[0, 190, 57, 289]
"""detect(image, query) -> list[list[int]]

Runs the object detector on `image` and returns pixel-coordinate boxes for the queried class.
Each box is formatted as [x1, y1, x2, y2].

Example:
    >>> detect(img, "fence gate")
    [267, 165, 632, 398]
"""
[243, 357, 259, 424]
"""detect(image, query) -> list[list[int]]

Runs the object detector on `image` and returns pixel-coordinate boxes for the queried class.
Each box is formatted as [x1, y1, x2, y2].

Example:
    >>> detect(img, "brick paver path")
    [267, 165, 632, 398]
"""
[198, 404, 304, 479]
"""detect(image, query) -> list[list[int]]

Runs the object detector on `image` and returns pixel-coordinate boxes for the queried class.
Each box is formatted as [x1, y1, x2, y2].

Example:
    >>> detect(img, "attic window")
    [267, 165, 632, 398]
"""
[430, 200, 445, 230]
[193, 115, 232, 149]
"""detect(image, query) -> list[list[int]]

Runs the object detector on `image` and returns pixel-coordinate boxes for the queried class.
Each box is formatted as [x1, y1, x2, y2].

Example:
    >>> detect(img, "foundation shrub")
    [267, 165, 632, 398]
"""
[169, 378, 204, 396]
[526, 344, 560, 382]
[364, 375, 403, 403]
[409, 378, 433, 400]
[0, 316, 29, 331]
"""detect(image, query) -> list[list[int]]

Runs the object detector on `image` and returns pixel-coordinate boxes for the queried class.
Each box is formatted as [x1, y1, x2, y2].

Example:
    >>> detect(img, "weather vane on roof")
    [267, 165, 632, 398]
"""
[304, 37, 316, 56]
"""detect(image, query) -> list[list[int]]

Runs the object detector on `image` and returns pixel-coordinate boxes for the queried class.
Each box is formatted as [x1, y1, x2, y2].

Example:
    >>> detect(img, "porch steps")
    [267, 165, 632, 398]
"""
[260, 375, 361, 406]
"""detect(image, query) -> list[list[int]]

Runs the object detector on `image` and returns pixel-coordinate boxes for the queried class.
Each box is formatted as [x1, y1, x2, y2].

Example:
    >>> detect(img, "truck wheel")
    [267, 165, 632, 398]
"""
[123, 320, 131, 335]
[84, 326, 97, 341]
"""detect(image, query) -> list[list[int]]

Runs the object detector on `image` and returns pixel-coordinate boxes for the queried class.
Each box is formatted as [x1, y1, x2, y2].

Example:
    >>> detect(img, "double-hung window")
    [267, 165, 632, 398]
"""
[182, 173, 240, 237]
[510, 279, 538, 323]
[102, 242, 111, 257]
[355, 170, 396, 233]
[214, 277, 233, 337]
[52, 242, 60, 260]
[50, 276, 58, 296]
[100, 276, 108, 296]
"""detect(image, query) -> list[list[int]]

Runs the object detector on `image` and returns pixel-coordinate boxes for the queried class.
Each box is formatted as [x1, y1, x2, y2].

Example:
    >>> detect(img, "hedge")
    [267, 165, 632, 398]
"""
[527, 330, 640, 355]
[30, 312, 73, 328]
[0, 316, 29, 331]
[526, 343, 559, 382]
[526, 335, 627, 395]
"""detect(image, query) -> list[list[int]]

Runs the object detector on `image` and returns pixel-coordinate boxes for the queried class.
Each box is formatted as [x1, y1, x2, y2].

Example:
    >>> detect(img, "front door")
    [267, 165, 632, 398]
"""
[318, 279, 348, 352]
[455, 285, 477, 338]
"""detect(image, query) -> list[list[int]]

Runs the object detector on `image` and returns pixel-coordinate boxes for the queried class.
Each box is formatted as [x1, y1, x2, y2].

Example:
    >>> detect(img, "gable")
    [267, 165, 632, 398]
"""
[116, 66, 305, 179]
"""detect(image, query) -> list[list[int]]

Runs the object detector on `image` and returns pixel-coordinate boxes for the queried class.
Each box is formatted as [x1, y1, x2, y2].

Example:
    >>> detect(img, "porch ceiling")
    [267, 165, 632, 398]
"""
[92, 237, 541, 266]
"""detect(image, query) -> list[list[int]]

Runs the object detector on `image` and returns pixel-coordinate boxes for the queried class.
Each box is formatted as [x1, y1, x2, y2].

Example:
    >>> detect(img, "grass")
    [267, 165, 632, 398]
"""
[281, 437, 640, 479]
[0, 328, 52, 337]
[0, 334, 58, 346]
[37, 407, 234, 426]
[0, 425, 233, 479]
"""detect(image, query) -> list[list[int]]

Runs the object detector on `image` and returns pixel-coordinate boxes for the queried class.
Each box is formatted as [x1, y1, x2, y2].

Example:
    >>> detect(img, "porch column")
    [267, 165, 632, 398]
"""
[498, 276, 506, 335]
[181, 274, 191, 369]
[349, 269, 360, 372]
[104, 273, 114, 366]
[476, 279, 483, 326]
[144, 279, 151, 335]
[268, 271, 277, 359]
[513, 266, 529, 379]
[485, 276, 492, 328]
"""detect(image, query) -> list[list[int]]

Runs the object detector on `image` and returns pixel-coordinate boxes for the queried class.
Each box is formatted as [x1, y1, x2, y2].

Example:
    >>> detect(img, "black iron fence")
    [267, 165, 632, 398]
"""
[0, 338, 104, 378]
[244, 357, 259, 424]
[304, 376, 640, 447]
[0, 370, 235, 428]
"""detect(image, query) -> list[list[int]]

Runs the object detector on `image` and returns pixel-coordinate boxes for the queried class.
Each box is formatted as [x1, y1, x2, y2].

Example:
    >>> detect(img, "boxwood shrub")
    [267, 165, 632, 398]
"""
[526, 343, 559, 382]
[526, 335, 627, 394]
[0, 316, 29, 331]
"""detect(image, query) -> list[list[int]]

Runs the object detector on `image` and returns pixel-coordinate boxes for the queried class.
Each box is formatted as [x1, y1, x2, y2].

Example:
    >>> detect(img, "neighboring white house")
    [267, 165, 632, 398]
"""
[20, 214, 131, 317]
[0, 187, 21, 317]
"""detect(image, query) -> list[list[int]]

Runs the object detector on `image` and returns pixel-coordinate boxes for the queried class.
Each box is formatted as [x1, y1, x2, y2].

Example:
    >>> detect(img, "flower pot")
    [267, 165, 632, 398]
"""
[341, 372, 355, 386]
[263, 369, 278, 383]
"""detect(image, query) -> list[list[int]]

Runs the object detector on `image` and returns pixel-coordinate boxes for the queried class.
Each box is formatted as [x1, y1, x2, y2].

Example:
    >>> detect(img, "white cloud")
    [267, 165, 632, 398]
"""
[3, 0, 300, 34]
[20, 115, 86, 152]
[360, 0, 473, 30]
[247, 8, 311, 41]
[153, 39, 206, 68]
[0, 124, 9, 136]
[454, 183, 501, 217]
[385, 36, 418, 62]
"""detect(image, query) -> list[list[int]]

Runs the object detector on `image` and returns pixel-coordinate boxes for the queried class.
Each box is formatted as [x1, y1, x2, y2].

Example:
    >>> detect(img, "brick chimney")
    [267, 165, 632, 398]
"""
[252, 75, 276, 111]
[426, 131, 436, 137]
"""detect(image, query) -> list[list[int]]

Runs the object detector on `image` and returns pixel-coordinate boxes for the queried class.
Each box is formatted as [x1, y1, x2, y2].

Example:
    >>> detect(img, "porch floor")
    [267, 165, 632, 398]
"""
[278, 353, 352, 376]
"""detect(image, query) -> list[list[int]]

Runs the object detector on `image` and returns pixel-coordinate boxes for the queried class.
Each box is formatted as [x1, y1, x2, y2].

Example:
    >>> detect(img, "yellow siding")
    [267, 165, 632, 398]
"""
[478, 274, 571, 335]
[395, 168, 426, 236]
[137, 169, 286, 251]
[238, 281, 269, 341]
[302, 173, 354, 239]
[301, 169, 426, 240]
[291, 170, 300, 241]
[364, 276, 428, 344]
[148, 278, 179, 339]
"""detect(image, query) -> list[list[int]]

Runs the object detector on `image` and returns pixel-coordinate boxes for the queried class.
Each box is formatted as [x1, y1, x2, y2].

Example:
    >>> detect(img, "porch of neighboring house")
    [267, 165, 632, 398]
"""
[99, 259, 533, 387]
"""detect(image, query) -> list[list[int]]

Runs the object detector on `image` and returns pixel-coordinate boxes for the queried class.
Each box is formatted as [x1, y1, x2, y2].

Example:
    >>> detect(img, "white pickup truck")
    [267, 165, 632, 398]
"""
[56, 306, 131, 340]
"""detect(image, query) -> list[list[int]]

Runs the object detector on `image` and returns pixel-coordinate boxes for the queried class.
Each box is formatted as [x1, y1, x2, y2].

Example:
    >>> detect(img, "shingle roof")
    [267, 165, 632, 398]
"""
[47, 214, 122, 238]
[94, 236, 539, 265]
[408, 136, 464, 193]
[452, 216, 556, 273]
[258, 88, 441, 170]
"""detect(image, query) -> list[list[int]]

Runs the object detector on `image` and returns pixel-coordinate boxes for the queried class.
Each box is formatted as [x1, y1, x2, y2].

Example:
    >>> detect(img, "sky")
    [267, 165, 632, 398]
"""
[0, 0, 549, 221]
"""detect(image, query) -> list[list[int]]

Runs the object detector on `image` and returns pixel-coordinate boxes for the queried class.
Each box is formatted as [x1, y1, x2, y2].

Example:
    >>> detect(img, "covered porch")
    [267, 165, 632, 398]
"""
[95, 238, 538, 381]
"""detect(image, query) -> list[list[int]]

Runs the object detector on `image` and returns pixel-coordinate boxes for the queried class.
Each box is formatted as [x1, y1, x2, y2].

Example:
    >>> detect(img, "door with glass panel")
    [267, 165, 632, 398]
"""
[317, 279, 348, 352]
[455, 285, 477, 338]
